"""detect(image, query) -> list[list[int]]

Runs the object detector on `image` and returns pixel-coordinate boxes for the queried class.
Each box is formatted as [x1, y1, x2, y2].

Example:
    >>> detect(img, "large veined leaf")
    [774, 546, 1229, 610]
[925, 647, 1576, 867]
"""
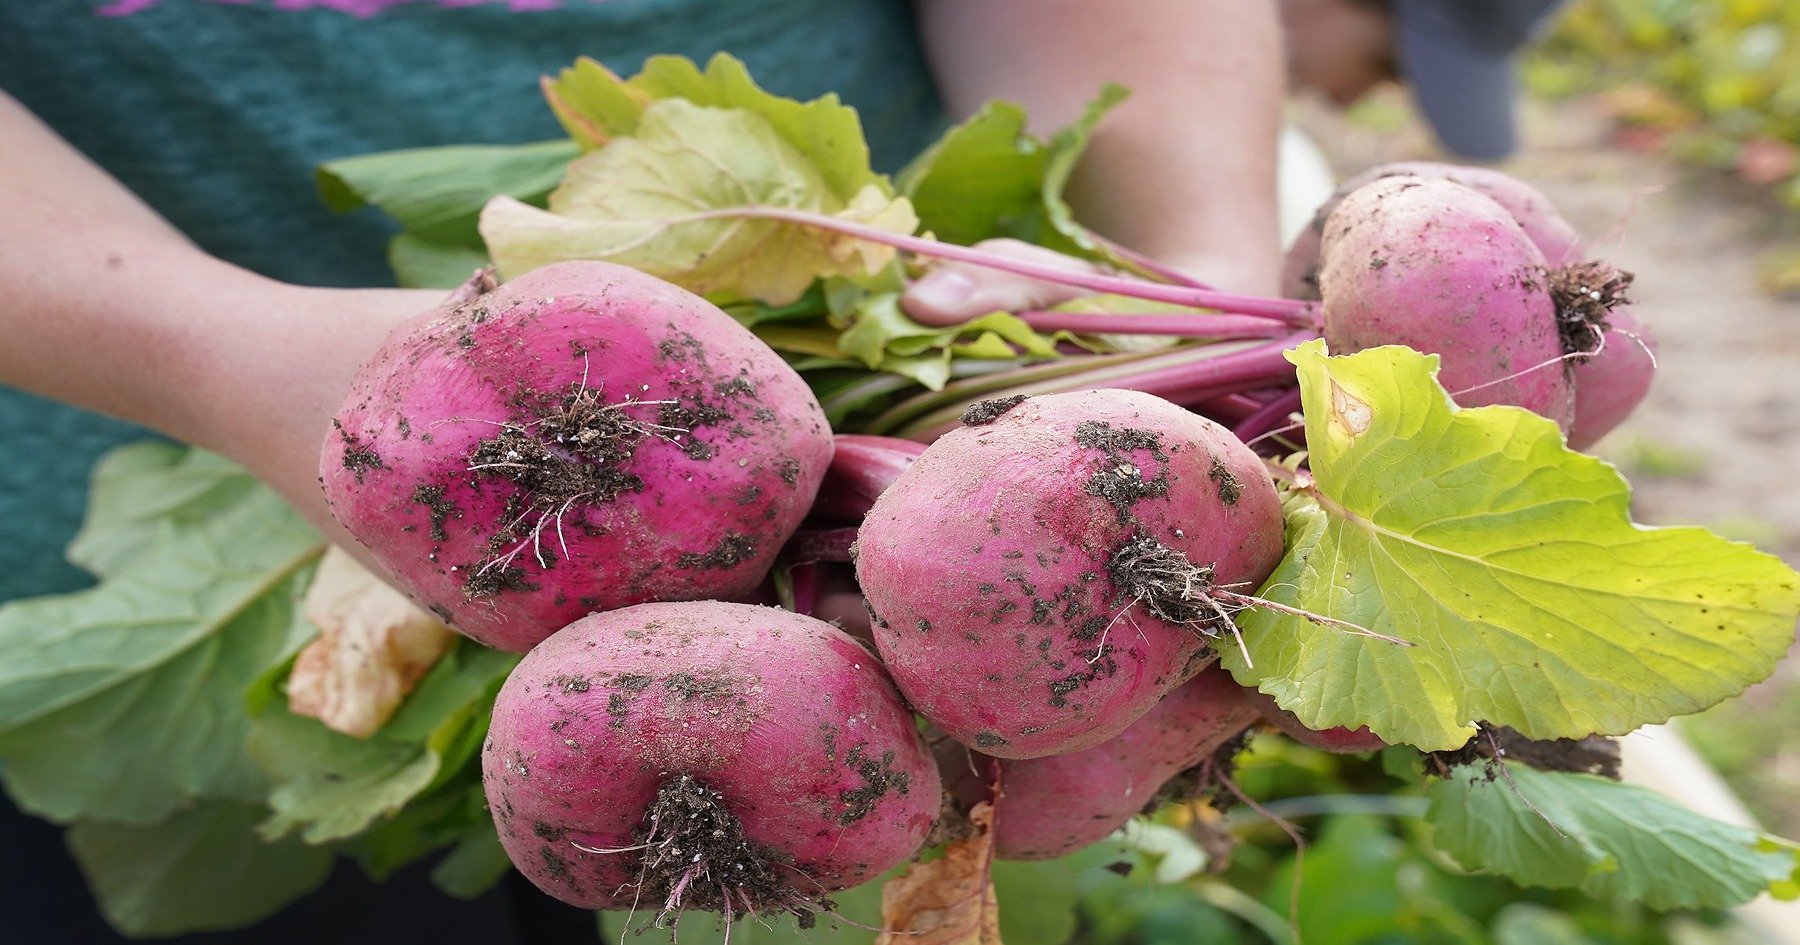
[64, 442, 262, 576]
[67, 802, 334, 939]
[0, 443, 324, 824]
[480, 98, 918, 304]
[1225, 341, 1800, 751]
[1426, 765, 1796, 910]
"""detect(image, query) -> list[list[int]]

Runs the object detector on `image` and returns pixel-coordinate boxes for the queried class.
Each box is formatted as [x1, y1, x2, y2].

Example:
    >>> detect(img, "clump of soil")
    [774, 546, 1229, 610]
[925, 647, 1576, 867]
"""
[962, 395, 1029, 425]
[459, 383, 687, 596]
[1075, 421, 1172, 523]
[1548, 260, 1635, 357]
[1426, 724, 1622, 780]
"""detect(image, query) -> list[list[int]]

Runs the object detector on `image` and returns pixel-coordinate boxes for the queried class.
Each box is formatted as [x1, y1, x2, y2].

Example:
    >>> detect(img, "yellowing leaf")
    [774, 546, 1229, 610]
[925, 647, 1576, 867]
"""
[540, 57, 649, 149]
[1228, 340, 1800, 751]
[878, 801, 1004, 945]
[628, 53, 886, 201]
[833, 184, 918, 273]
[288, 546, 457, 739]
[480, 99, 917, 304]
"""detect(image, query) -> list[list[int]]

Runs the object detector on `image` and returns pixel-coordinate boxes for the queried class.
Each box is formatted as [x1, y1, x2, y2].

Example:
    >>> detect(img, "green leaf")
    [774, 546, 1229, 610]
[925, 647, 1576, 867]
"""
[1041, 84, 1130, 257]
[542, 53, 884, 203]
[65, 441, 258, 576]
[1764, 835, 1800, 900]
[343, 782, 490, 883]
[67, 802, 334, 938]
[430, 823, 515, 900]
[250, 709, 443, 845]
[597, 871, 887, 944]
[0, 446, 324, 824]
[317, 139, 578, 246]
[1043, 292, 1199, 353]
[895, 86, 1126, 262]
[382, 641, 518, 744]
[897, 100, 1056, 248]
[629, 53, 886, 201]
[1228, 341, 1800, 751]
[479, 98, 917, 305]
[837, 293, 1060, 373]
[253, 642, 517, 844]
[1490, 903, 1605, 945]
[1425, 764, 1797, 910]
[387, 233, 492, 290]
[1263, 814, 1406, 945]
[990, 859, 1082, 944]
[540, 56, 649, 148]
[755, 324, 853, 361]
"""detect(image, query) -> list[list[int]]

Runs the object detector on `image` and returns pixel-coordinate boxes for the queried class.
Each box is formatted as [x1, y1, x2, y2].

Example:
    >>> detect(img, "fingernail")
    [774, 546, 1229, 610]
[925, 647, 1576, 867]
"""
[908, 269, 975, 309]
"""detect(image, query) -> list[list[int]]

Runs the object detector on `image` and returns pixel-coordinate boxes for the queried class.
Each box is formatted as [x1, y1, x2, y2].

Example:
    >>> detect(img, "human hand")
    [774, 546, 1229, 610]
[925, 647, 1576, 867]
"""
[899, 237, 1277, 328]
[196, 275, 451, 549]
[900, 238, 1104, 327]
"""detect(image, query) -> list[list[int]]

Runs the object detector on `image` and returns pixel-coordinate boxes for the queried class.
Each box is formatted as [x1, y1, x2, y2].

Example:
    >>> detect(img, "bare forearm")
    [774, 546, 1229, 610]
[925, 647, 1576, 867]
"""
[917, 0, 1285, 293]
[0, 91, 439, 537]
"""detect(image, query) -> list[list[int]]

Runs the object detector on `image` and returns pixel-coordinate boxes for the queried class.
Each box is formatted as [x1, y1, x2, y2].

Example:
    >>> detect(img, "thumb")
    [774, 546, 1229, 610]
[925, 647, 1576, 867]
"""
[900, 239, 1101, 327]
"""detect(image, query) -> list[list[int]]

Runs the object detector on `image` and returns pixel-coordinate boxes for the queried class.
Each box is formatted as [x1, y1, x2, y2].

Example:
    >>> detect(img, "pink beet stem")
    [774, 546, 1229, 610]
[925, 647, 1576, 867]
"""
[1019, 310, 1297, 339]
[685, 206, 1322, 326]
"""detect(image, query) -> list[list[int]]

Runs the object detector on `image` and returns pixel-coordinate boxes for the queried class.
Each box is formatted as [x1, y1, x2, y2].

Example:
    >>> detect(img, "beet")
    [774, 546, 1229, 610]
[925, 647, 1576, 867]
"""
[856, 388, 1285, 759]
[1318, 175, 1577, 426]
[319, 261, 832, 651]
[482, 601, 940, 918]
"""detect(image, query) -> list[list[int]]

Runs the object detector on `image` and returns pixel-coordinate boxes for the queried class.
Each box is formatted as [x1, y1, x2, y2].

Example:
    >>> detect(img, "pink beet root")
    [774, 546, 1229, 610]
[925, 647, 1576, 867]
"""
[320, 261, 832, 651]
[1568, 303, 1658, 450]
[1319, 175, 1577, 427]
[1283, 160, 1584, 300]
[482, 601, 939, 918]
[855, 389, 1285, 760]
[807, 434, 928, 526]
[941, 662, 1260, 860]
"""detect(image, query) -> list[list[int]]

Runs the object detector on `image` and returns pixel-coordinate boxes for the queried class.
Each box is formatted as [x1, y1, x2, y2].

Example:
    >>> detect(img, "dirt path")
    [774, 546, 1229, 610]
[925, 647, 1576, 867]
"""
[1293, 89, 1800, 836]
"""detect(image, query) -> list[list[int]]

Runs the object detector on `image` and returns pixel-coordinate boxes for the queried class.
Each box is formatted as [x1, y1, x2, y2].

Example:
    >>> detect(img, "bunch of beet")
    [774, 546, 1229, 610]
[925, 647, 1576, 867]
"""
[315, 161, 1656, 926]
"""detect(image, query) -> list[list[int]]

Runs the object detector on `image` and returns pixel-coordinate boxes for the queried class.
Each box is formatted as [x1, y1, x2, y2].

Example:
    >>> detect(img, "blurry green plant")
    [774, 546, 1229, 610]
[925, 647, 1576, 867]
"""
[1046, 735, 1777, 945]
[1529, 0, 1800, 292]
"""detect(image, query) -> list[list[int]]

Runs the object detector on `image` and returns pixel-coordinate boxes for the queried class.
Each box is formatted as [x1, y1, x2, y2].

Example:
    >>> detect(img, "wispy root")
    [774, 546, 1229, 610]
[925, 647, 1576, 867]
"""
[1106, 536, 1409, 668]
[601, 775, 834, 938]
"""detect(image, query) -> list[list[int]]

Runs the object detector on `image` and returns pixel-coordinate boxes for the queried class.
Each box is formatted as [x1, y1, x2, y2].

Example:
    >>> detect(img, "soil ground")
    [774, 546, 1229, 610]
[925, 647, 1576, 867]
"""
[1291, 88, 1800, 837]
